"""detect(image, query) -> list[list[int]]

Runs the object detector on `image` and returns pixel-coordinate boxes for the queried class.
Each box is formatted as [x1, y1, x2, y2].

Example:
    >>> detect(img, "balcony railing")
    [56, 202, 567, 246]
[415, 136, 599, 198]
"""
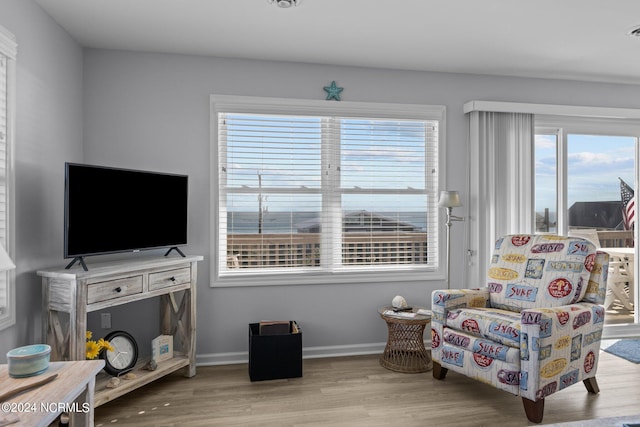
[225, 230, 634, 269]
[596, 230, 634, 248]
[226, 232, 428, 268]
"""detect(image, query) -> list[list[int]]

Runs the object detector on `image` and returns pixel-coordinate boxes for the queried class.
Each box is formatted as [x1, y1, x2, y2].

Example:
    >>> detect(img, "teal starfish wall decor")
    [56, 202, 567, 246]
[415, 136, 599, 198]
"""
[323, 81, 343, 101]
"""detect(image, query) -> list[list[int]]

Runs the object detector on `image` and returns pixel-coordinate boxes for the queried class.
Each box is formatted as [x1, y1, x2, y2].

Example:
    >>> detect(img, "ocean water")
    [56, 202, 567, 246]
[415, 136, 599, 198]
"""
[226, 211, 427, 233]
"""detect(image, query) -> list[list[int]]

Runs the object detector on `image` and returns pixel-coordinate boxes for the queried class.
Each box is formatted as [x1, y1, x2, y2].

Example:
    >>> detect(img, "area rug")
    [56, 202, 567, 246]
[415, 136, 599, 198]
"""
[603, 339, 640, 363]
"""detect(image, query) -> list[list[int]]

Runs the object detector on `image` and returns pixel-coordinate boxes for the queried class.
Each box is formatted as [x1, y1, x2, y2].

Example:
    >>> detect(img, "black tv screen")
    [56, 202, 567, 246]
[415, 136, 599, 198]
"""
[64, 163, 188, 259]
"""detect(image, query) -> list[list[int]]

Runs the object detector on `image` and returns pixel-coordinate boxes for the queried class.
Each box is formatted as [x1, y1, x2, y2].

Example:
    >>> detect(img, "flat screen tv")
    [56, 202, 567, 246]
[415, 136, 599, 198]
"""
[64, 163, 188, 270]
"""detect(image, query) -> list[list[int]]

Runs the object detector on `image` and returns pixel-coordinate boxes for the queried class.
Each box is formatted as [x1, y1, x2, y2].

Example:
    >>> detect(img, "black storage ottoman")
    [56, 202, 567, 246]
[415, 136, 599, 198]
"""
[248, 321, 302, 381]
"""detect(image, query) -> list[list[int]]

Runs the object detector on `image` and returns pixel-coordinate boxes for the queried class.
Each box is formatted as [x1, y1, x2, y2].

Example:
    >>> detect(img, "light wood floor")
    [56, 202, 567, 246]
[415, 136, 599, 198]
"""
[94, 350, 640, 427]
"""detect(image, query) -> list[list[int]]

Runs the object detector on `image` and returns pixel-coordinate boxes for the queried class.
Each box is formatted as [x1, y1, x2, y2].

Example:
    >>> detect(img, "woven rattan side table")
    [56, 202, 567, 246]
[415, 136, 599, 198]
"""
[378, 306, 432, 373]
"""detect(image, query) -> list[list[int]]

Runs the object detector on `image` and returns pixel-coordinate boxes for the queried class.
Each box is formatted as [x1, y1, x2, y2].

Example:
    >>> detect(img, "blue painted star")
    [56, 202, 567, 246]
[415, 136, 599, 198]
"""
[323, 81, 343, 101]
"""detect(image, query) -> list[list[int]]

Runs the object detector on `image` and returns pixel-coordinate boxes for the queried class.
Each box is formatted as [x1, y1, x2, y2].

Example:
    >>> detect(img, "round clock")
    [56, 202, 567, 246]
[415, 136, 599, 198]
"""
[101, 330, 139, 376]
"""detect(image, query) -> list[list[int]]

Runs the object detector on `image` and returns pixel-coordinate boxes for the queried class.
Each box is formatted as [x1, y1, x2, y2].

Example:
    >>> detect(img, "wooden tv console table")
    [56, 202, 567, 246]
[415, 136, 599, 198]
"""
[37, 255, 203, 407]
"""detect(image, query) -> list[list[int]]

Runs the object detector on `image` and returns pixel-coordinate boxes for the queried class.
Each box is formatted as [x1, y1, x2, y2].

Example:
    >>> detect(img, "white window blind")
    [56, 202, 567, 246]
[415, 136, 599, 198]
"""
[213, 96, 444, 285]
[338, 118, 437, 268]
[219, 114, 323, 270]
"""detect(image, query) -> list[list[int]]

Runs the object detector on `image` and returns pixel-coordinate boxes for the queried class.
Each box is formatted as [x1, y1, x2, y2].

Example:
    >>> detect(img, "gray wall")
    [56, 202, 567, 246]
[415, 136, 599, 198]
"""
[0, 0, 83, 359]
[2, 0, 640, 363]
[82, 49, 640, 363]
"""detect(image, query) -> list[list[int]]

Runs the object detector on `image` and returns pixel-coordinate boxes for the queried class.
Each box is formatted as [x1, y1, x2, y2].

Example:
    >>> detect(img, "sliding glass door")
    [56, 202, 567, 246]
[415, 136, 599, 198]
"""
[535, 119, 638, 331]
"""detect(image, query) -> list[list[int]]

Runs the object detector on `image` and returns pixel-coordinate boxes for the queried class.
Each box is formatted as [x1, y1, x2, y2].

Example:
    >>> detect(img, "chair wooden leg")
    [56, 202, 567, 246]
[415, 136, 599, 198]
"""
[522, 397, 544, 424]
[432, 362, 448, 380]
[583, 377, 600, 394]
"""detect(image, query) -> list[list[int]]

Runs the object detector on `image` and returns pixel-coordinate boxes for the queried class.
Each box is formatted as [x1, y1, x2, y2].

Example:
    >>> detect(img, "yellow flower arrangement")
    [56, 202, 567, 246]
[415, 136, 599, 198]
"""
[86, 331, 114, 360]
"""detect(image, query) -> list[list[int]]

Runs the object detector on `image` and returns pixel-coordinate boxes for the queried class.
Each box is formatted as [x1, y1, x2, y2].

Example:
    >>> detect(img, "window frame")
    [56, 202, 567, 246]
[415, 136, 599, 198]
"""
[0, 25, 16, 331]
[210, 95, 446, 287]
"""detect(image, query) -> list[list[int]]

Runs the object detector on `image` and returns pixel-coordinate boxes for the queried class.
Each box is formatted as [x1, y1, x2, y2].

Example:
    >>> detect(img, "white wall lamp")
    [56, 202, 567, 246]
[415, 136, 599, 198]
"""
[439, 190, 464, 289]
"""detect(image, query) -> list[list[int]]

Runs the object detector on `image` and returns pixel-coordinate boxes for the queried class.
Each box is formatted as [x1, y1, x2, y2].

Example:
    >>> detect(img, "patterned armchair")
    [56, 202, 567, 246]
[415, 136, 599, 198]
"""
[431, 234, 610, 423]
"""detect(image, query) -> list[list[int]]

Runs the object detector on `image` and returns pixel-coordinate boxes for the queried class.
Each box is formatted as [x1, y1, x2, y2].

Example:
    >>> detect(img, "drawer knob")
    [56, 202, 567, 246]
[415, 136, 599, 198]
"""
[114, 287, 122, 293]
[169, 276, 176, 282]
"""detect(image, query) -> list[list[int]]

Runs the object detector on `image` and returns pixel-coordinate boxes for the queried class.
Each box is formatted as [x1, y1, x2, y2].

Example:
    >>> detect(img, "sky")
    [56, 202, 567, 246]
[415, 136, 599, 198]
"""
[225, 115, 638, 226]
[224, 115, 430, 213]
[535, 133, 636, 214]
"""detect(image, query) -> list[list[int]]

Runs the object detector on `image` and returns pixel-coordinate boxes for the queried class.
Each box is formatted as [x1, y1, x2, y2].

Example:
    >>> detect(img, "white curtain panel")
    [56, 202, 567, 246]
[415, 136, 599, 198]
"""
[466, 111, 535, 284]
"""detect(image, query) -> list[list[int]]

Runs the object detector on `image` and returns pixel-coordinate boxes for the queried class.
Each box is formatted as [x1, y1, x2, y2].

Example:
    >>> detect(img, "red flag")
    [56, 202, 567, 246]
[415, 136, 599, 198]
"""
[619, 177, 635, 230]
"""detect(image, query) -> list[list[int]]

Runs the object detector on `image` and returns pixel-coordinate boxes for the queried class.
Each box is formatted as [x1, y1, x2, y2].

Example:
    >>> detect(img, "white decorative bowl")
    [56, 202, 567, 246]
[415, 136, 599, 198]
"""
[6, 344, 51, 378]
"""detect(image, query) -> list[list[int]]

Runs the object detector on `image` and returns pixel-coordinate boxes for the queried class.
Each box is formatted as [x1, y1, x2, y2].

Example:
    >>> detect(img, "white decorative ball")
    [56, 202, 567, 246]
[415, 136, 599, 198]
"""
[391, 295, 408, 308]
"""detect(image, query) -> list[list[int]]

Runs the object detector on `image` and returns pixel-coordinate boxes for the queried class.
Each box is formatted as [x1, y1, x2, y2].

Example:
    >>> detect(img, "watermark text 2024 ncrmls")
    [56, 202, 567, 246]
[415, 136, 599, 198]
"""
[1, 401, 91, 414]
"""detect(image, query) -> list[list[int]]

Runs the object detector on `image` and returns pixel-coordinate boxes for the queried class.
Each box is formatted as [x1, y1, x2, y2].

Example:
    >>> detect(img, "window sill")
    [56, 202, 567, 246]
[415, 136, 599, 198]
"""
[211, 267, 443, 287]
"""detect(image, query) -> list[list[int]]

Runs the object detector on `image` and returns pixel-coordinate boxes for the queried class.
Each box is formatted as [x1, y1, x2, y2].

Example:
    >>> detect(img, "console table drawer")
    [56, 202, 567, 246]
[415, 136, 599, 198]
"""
[149, 267, 191, 291]
[87, 276, 143, 304]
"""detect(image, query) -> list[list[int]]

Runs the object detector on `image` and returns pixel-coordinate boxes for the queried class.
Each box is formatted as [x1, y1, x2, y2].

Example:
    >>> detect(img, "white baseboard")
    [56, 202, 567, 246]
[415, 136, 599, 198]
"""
[196, 342, 388, 366]
[602, 324, 640, 340]
[196, 330, 639, 366]
[196, 351, 247, 366]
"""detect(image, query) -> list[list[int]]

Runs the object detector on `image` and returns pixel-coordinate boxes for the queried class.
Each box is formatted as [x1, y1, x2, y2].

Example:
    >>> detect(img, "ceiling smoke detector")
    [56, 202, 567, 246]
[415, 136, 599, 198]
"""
[268, 0, 301, 8]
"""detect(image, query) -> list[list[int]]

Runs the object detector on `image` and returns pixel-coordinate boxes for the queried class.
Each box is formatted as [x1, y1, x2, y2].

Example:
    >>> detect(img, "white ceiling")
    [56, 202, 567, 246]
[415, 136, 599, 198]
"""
[35, 0, 640, 85]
